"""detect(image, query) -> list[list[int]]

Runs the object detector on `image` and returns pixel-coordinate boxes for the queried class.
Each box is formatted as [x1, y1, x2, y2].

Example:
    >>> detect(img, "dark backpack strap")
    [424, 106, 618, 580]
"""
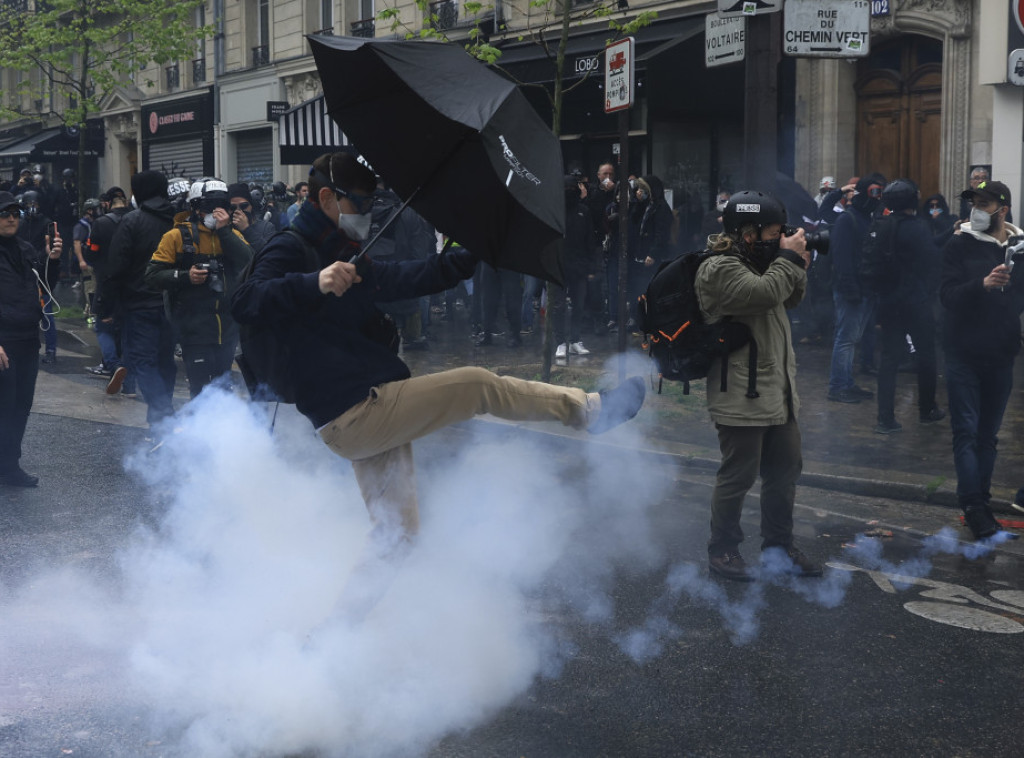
[179, 222, 198, 270]
[745, 339, 759, 399]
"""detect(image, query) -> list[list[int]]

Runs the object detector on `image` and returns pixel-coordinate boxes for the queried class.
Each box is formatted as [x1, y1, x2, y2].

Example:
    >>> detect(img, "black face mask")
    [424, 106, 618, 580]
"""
[751, 237, 780, 262]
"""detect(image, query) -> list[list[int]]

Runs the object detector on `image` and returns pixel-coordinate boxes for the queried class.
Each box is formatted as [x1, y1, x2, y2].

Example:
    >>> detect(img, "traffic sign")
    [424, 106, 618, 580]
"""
[717, 0, 781, 19]
[604, 37, 635, 114]
[783, 0, 870, 58]
[1016, 0, 1024, 36]
[705, 14, 745, 68]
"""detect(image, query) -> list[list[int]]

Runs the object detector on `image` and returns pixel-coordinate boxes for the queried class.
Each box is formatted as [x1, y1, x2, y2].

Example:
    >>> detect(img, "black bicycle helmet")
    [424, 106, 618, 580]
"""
[881, 178, 919, 212]
[721, 190, 787, 235]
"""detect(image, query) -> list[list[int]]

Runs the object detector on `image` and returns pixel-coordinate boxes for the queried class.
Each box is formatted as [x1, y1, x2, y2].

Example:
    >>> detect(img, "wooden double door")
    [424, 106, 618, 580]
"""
[855, 36, 943, 200]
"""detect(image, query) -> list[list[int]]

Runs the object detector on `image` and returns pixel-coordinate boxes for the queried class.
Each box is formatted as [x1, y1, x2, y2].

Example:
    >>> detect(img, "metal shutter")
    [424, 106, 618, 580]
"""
[147, 138, 205, 179]
[234, 129, 274, 185]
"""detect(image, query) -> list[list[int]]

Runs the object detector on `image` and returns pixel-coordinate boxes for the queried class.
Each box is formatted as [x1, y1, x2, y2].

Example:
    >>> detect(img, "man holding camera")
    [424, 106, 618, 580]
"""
[145, 178, 252, 398]
[695, 191, 821, 581]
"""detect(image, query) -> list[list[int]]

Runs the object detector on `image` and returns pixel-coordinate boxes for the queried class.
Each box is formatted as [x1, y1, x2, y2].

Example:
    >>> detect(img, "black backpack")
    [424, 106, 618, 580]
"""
[860, 214, 904, 295]
[637, 250, 758, 397]
[236, 230, 320, 403]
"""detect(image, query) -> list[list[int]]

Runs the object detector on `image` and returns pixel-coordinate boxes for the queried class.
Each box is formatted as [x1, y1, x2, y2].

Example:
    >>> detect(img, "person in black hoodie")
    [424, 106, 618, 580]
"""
[0, 191, 62, 486]
[231, 152, 646, 543]
[941, 179, 1024, 541]
[554, 174, 601, 358]
[627, 174, 673, 328]
[921, 193, 956, 246]
[865, 179, 945, 434]
[102, 171, 178, 425]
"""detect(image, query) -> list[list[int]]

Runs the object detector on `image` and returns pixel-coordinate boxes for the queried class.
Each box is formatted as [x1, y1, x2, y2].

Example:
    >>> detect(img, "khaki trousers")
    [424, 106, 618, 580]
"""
[319, 366, 597, 535]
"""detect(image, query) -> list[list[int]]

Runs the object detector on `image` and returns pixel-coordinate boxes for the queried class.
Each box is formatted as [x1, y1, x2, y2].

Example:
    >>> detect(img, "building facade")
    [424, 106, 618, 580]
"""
[0, 0, 1020, 230]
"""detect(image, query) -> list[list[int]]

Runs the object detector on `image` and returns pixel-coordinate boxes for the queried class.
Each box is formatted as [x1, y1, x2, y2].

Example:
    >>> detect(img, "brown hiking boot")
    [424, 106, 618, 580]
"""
[709, 550, 755, 582]
[780, 545, 823, 577]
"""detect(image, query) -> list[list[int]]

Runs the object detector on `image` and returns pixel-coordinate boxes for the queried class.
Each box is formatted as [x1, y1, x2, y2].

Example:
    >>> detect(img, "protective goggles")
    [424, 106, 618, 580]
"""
[309, 167, 375, 215]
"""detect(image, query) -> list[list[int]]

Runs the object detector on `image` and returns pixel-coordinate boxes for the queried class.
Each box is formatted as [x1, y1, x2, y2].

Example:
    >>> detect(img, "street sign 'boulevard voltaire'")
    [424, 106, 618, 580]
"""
[706, 15, 745, 68]
[783, 0, 870, 58]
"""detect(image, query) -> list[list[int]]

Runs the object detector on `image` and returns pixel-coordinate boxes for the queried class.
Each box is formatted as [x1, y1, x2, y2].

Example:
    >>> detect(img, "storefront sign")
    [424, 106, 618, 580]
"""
[716, 0, 781, 19]
[604, 37, 634, 114]
[142, 92, 214, 141]
[705, 14, 745, 68]
[783, 0, 870, 58]
[573, 54, 601, 76]
[266, 101, 290, 121]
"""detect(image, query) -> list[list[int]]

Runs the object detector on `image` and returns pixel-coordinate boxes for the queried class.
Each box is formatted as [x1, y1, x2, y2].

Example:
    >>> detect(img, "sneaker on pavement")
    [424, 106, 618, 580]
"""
[709, 550, 755, 582]
[105, 366, 128, 395]
[919, 407, 946, 424]
[0, 467, 39, 487]
[1013, 487, 1024, 515]
[963, 505, 1000, 540]
[40, 351, 56, 365]
[588, 377, 645, 435]
[873, 419, 903, 435]
[555, 343, 567, 358]
[569, 341, 590, 355]
[827, 388, 862, 404]
[86, 364, 112, 377]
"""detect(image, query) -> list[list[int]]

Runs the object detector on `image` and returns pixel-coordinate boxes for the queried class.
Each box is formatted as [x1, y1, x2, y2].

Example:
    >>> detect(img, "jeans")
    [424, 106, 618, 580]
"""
[41, 294, 56, 353]
[521, 275, 541, 329]
[123, 307, 177, 424]
[828, 294, 877, 394]
[96, 317, 121, 369]
[876, 303, 938, 422]
[480, 264, 522, 335]
[945, 357, 1014, 508]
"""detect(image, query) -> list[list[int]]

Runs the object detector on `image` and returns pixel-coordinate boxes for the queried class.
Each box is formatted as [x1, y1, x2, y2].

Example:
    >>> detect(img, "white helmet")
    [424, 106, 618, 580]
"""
[188, 178, 229, 207]
[167, 177, 190, 199]
[819, 176, 836, 191]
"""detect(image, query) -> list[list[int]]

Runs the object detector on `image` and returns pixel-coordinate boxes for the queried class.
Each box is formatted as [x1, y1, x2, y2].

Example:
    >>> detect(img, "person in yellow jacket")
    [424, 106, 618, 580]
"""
[145, 179, 253, 398]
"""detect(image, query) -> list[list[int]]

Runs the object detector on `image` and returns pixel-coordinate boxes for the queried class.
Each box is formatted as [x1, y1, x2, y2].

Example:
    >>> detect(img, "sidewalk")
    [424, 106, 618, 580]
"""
[39, 305, 1024, 516]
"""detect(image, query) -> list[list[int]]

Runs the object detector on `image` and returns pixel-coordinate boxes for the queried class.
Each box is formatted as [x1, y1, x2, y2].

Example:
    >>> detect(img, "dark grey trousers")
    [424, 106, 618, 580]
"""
[708, 416, 803, 555]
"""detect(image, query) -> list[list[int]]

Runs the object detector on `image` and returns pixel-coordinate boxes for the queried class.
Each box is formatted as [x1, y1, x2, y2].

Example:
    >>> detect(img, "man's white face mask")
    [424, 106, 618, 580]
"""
[970, 207, 993, 233]
[338, 211, 372, 241]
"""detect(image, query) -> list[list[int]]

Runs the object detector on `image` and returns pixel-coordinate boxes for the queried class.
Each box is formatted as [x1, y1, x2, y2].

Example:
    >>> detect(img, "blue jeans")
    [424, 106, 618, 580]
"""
[41, 294, 56, 353]
[521, 275, 541, 328]
[123, 308, 177, 424]
[828, 294, 876, 394]
[945, 357, 1014, 508]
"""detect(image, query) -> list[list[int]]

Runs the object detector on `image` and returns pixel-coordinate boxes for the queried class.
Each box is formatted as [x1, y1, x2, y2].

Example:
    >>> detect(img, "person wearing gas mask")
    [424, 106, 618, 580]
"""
[231, 151, 646, 546]
[227, 183, 275, 254]
[826, 172, 886, 404]
[694, 191, 820, 581]
[940, 180, 1024, 542]
[72, 198, 100, 284]
[145, 179, 252, 399]
[15, 190, 59, 363]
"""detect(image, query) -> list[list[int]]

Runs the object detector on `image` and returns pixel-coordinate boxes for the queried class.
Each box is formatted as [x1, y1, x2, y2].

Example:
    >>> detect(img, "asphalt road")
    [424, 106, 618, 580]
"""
[2, 410, 1022, 758]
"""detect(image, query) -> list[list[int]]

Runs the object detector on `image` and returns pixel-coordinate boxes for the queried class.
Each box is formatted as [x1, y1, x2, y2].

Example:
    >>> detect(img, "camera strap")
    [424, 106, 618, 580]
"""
[179, 222, 200, 269]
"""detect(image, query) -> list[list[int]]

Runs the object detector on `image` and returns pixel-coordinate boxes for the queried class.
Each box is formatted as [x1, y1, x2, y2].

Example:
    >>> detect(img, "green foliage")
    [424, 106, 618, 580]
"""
[0, 0, 212, 128]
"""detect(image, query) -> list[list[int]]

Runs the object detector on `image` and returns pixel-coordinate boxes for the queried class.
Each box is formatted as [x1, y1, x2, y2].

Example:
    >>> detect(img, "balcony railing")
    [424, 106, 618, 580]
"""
[429, 0, 457, 31]
[314, 26, 334, 36]
[165, 64, 180, 90]
[192, 58, 206, 84]
[350, 18, 375, 38]
[251, 45, 270, 68]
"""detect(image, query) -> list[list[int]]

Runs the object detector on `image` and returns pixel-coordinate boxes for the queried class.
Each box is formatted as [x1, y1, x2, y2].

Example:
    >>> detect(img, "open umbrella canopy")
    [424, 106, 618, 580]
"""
[308, 34, 565, 284]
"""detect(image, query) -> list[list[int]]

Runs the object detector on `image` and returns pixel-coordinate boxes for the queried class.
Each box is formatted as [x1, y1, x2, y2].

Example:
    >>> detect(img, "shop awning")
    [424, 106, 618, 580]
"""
[493, 14, 705, 84]
[0, 125, 104, 170]
[278, 95, 357, 165]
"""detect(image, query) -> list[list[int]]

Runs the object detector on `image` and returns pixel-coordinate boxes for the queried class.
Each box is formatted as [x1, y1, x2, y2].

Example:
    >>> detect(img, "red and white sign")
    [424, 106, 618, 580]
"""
[1016, 0, 1024, 36]
[604, 37, 635, 114]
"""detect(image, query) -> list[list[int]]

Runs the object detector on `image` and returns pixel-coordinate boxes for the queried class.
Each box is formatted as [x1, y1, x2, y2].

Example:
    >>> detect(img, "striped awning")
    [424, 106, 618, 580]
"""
[277, 95, 355, 165]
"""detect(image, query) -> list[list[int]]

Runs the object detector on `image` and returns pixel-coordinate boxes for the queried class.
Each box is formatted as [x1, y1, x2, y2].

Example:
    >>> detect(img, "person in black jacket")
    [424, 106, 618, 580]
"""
[555, 175, 600, 358]
[941, 179, 1024, 541]
[922, 193, 955, 245]
[231, 152, 646, 542]
[102, 171, 178, 426]
[0, 191, 62, 486]
[627, 175, 673, 329]
[866, 179, 945, 434]
[227, 182, 276, 254]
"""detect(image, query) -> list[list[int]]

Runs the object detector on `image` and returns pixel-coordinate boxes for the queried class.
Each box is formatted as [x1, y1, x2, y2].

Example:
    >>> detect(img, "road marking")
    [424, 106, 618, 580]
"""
[902, 601, 1024, 634]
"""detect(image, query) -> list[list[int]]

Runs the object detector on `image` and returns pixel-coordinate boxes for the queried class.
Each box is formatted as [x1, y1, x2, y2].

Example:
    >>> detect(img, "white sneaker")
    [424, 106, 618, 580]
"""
[555, 343, 567, 358]
[569, 341, 590, 355]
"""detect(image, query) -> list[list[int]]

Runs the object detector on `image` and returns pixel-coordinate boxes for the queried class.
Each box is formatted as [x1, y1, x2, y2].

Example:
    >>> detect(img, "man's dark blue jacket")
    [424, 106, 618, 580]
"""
[830, 203, 873, 303]
[230, 201, 477, 429]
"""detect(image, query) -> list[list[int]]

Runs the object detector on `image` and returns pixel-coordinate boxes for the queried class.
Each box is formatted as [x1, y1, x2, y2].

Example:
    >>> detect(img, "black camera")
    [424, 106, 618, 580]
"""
[196, 258, 225, 294]
[784, 224, 830, 255]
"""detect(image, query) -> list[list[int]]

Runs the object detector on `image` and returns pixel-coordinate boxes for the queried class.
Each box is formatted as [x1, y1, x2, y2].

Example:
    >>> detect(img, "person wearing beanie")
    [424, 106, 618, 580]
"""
[227, 182, 275, 253]
[231, 151, 647, 556]
[102, 171, 179, 426]
[0, 190, 62, 486]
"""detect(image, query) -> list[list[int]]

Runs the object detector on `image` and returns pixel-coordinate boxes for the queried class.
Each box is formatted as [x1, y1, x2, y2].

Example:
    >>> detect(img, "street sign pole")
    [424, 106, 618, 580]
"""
[605, 37, 635, 379]
[743, 12, 781, 191]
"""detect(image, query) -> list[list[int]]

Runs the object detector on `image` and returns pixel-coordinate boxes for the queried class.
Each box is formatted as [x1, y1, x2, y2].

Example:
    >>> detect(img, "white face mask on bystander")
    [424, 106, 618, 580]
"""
[338, 211, 372, 241]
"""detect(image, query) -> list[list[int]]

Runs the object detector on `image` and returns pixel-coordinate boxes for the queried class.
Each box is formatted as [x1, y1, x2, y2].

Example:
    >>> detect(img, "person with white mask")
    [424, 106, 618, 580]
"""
[145, 178, 253, 398]
[231, 151, 647, 547]
[940, 179, 1024, 542]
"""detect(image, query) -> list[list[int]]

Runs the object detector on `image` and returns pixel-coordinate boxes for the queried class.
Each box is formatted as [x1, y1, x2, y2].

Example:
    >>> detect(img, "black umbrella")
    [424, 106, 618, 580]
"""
[308, 34, 565, 284]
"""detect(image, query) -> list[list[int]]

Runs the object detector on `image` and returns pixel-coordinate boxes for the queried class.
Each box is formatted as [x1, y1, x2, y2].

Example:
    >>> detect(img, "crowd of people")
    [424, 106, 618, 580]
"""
[2, 154, 1022, 572]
